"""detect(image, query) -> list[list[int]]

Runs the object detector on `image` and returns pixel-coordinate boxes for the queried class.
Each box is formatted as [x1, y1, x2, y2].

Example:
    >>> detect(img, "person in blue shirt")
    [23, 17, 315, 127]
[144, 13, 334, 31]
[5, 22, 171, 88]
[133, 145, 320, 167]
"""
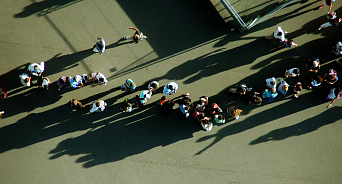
[70, 75, 84, 89]
[163, 82, 178, 95]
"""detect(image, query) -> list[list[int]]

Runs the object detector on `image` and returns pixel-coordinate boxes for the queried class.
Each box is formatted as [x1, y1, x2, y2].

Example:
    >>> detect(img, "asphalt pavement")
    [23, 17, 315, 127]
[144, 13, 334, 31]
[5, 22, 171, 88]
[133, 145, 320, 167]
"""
[0, 0, 342, 183]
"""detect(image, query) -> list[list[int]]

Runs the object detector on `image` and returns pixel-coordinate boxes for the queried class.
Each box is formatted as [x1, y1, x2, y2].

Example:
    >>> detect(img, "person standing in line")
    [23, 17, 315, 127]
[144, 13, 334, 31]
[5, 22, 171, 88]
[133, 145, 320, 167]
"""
[70, 75, 84, 89]
[19, 73, 31, 87]
[264, 26, 286, 42]
[285, 68, 300, 78]
[323, 69, 338, 84]
[119, 79, 136, 93]
[227, 106, 242, 120]
[27, 62, 44, 77]
[227, 83, 252, 95]
[262, 88, 278, 103]
[163, 82, 178, 95]
[91, 72, 108, 86]
[57, 76, 67, 91]
[248, 92, 262, 105]
[89, 100, 107, 113]
[37, 76, 50, 90]
[305, 58, 320, 73]
[120, 99, 133, 112]
[92, 37, 106, 55]
[264, 77, 277, 89]
[147, 81, 159, 92]
[139, 89, 152, 106]
[123, 27, 148, 44]
[82, 74, 93, 84]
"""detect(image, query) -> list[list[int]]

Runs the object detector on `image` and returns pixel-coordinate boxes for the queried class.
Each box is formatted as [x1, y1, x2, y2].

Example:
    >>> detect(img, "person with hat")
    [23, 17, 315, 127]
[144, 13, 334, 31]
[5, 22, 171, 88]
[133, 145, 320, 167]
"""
[163, 82, 178, 95]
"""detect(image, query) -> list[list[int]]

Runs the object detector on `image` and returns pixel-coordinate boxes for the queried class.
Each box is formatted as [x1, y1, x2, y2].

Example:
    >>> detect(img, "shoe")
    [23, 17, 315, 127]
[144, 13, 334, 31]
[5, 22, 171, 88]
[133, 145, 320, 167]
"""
[247, 87, 252, 92]
[123, 37, 128, 40]
[317, 27, 321, 31]
[318, 5, 323, 10]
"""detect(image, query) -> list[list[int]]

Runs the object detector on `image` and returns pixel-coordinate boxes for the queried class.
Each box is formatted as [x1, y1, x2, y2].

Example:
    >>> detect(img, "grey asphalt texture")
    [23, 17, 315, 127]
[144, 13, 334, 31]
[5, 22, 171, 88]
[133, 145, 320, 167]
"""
[0, 0, 342, 183]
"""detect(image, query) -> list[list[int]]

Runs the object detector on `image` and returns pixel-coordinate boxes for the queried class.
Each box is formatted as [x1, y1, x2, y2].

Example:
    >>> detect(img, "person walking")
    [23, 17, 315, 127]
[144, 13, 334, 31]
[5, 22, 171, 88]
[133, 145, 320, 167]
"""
[123, 27, 148, 44]
[92, 37, 106, 55]
[317, 12, 341, 31]
[264, 26, 286, 42]
[317, 0, 335, 13]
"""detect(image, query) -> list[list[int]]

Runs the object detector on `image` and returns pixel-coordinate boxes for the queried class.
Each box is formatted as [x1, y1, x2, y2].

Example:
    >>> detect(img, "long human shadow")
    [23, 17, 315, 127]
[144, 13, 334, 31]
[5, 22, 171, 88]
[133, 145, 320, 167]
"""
[41, 48, 96, 78]
[249, 106, 342, 145]
[0, 87, 138, 154]
[0, 84, 63, 119]
[152, 38, 281, 85]
[48, 101, 198, 168]
[195, 88, 329, 155]
[14, 0, 84, 18]
[0, 63, 30, 94]
[106, 0, 322, 83]
[284, 7, 342, 39]
[193, 33, 342, 155]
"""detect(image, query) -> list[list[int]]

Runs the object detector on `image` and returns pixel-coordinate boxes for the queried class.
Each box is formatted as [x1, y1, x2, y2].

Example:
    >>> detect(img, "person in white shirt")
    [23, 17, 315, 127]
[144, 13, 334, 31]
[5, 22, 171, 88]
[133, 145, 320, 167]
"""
[139, 90, 152, 105]
[92, 37, 106, 55]
[19, 73, 31, 87]
[265, 77, 276, 89]
[89, 100, 107, 113]
[285, 68, 300, 78]
[163, 82, 178, 95]
[27, 62, 45, 76]
[91, 72, 107, 86]
[265, 26, 286, 42]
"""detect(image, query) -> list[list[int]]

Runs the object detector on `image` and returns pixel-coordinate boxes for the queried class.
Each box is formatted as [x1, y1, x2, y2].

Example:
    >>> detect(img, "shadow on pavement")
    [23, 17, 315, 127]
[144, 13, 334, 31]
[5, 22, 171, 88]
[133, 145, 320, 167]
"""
[14, 0, 84, 18]
[249, 106, 342, 145]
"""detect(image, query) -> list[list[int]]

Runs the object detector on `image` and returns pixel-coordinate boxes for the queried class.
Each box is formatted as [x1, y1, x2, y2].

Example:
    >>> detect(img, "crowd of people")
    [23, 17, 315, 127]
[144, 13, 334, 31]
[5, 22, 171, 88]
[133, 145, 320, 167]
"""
[0, 3, 341, 131]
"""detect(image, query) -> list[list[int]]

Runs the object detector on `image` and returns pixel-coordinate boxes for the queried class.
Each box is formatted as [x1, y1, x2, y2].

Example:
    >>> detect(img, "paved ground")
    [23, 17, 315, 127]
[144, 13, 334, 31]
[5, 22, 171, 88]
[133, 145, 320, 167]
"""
[0, 0, 342, 183]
